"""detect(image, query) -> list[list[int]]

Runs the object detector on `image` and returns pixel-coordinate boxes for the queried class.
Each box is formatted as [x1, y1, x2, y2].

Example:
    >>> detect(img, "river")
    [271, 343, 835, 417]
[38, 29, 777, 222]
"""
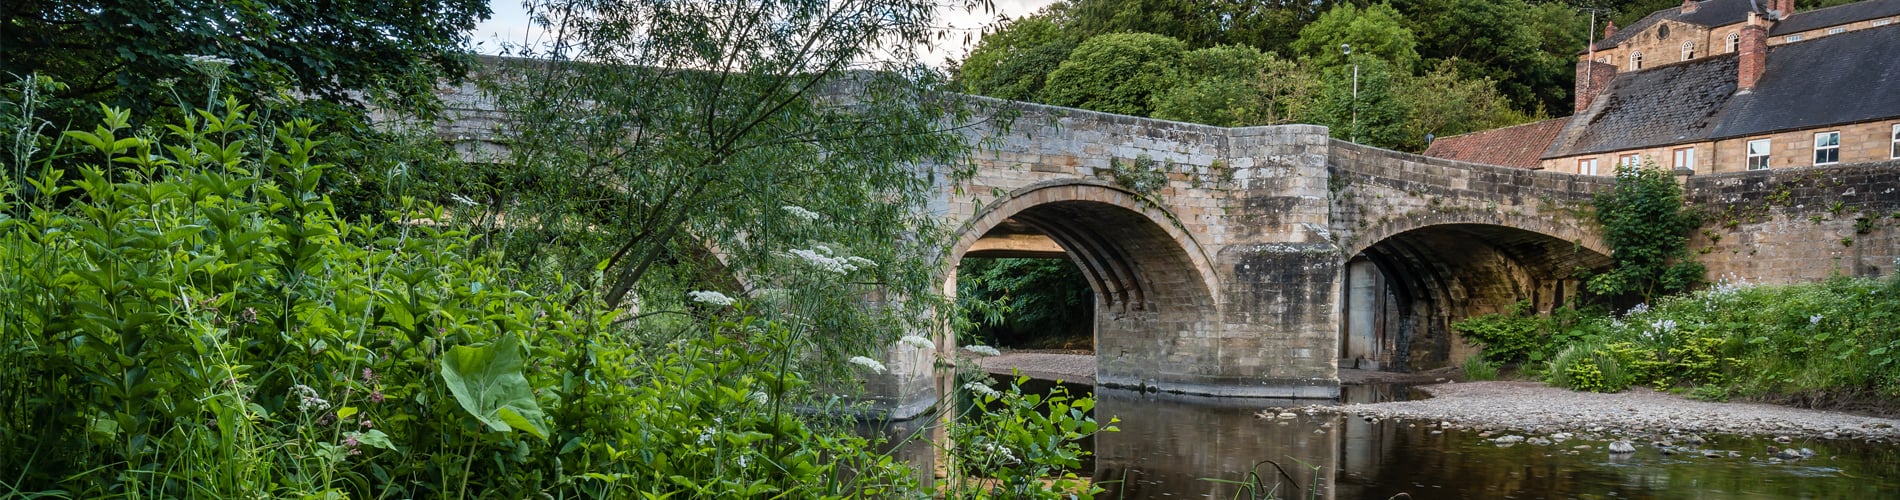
[877, 379, 1900, 499]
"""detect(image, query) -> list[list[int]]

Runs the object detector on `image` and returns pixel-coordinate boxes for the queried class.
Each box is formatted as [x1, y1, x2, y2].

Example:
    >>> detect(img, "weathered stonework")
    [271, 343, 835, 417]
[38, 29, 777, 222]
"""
[432, 80, 1893, 419]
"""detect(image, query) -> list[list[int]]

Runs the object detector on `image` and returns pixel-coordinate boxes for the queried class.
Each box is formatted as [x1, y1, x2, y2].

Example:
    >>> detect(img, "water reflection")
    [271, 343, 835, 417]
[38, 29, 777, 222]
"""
[1090, 384, 1900, 499]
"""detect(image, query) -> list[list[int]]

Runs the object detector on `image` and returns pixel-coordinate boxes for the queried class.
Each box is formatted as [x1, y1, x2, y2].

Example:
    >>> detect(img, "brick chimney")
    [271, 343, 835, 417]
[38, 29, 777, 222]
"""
[1605, 20, 1618, 39]
[1738, 12, 1769, 91]
[1576, 58, 1617, 112]
[1682, 0, 1698, 14]
[1773, 0, 1796, 17]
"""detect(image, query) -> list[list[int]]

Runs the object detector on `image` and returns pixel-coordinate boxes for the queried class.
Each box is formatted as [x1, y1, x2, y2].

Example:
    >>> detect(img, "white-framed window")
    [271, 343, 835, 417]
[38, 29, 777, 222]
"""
[1619, 154, 1642, 168]
[1578, 158, 1599, 175]
[1673, 147, 1696, 171]
[1727, 32, 1741, 53]
[1681, 41, 1696, 60]
[1630, 51, 1644, 70]
[1827, 28, 1845, 35]
[1875, 18, 1893, 27]
[1747, 139, 1772, 170]
[1892, 123, 1899, 159]
[1814, 131, 1840, 165]
[1786, 34, 1804, 42]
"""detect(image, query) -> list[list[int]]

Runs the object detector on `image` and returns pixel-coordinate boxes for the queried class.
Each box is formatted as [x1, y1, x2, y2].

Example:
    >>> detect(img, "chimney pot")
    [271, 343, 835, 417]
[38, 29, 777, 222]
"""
[1605, 21, 1618, 38]
[1682, 0, 1698, 14]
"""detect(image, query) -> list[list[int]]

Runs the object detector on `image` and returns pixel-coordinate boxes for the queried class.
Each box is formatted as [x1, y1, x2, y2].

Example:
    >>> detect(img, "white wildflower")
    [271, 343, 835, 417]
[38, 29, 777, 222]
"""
[1649, 319, 1677, 333]
[291, 384, 329, 412]
[899, 335, 934, 350]
[697, 427, 715, 445]
[449, 193, 479, 207]
[962, 381, 1001, 398]
[1810, 314, 1824, 325]
[782, 205, 821, 221]
[1626, 303, 1649, 316]
[848, 356, 887, 374]
[962, 345, 1001, 357]
[748, 391, 770, 404]
[736, 454, 750, 468]
[688, 290, 735, 307]
[844, 256, 877, 269]
[789, 248, 856, 274]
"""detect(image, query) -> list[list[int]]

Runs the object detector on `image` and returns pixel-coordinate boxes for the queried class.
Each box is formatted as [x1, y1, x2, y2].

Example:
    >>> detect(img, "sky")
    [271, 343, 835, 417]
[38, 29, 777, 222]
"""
[468, 0, 1057, 68]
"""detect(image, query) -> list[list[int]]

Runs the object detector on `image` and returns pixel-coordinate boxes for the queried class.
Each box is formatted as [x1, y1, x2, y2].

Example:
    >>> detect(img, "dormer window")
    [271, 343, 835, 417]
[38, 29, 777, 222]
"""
[1630, 51, 1644, 70]
[1727, 32, 1741, 52]
[1786, 34, 1804, 42]
[1875, 19, 1893, 27]
[1681, 41, 1695, 60]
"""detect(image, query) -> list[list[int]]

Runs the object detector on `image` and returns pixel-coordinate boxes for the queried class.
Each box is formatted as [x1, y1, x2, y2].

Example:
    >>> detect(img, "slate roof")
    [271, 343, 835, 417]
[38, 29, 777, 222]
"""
[1543, 55, 1739, 158]
[1772, 0, 1900, 34]
[1421, 118, 1569, 169]
[1595, 0, 1760, 50]
[1545, 22, 1900, 159]
[1711, 24, 1900, 138]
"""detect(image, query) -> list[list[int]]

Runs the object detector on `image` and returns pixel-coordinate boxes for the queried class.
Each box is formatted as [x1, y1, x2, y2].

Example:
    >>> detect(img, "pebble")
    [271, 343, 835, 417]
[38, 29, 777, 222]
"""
[1609, 441, 1637, 454]
[1313, 382, 1900, 442]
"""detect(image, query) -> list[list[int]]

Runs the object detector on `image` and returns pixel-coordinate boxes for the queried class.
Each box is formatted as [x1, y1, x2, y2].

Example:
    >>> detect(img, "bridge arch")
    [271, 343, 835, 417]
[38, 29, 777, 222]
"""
[1339, 219, 1611, 371]
[946, 180, 1223, 390]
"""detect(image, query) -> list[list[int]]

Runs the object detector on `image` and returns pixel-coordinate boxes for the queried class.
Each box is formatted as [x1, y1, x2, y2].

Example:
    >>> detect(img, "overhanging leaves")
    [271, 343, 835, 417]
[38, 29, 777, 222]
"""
[440, 334, 550, 439]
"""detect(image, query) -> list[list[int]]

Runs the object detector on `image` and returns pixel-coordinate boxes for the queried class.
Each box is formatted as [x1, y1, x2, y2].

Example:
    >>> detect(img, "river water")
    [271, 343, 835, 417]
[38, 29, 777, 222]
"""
[881, 379, 1900, 499]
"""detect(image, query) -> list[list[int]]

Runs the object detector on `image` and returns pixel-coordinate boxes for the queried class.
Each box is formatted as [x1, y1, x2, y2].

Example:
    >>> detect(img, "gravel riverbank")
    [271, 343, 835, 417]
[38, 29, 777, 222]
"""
[1311, 381, 1900, 444]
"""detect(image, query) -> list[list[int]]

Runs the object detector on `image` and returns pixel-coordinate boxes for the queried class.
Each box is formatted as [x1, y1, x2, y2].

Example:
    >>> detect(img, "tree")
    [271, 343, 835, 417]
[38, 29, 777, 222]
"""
[1392, 60, 1528, 151]
[1390, 0, 1586, 117]
[1151, 45, 1319, 127]
[956, 13, 1079, 101]
[1308, 55, 1409, 148]
[0, 0, 489, 123]
[1588, 162, 1705, 303]
[1038, 32, 1189, 116]
[477, 0, 973, 362]
[1291, 3, 1421, 71]
[1065, 0, 1351, 55]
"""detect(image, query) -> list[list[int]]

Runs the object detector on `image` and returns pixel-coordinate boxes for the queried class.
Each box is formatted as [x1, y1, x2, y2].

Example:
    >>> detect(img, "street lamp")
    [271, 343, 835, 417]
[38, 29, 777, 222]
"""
[1341, 43, 1358, 144]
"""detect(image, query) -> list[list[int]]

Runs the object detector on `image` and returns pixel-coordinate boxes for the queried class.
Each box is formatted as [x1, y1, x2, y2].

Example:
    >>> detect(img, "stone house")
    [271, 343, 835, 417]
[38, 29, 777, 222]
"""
[1423, 0, 1900, 174]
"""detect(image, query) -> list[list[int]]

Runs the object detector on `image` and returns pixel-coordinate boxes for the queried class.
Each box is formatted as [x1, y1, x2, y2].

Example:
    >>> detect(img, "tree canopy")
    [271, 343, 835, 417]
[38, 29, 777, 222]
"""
[1, 0, 489, 123]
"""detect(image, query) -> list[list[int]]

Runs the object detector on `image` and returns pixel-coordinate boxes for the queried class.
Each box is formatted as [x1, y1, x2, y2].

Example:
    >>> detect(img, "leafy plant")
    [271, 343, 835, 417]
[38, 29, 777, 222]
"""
[944, 376, 1115, 499]
[1463, 354, 1500, 381]
[955, 258, 1094, 349]
[1587, 161, 1705, 303]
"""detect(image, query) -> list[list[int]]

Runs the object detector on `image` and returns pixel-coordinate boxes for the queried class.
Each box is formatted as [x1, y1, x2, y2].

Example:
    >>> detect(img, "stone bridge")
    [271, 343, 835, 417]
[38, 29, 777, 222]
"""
[434, 85, 1900, 419]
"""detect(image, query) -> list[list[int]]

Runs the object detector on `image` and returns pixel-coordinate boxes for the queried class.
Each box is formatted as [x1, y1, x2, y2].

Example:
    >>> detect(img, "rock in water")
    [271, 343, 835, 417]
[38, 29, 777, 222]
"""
[1608, 441, 1637, 454]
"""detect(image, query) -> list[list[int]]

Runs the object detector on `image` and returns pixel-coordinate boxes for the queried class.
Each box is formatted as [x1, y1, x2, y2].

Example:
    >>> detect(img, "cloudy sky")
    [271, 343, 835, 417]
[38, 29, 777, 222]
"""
[469, 0, 1057, 67]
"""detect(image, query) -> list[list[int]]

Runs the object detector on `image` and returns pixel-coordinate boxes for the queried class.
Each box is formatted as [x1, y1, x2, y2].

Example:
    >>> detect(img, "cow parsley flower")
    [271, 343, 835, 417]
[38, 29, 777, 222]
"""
[782, 205, 821, 222]
[962, 381, 1001, 398]
[688, 290, 735, 307]
[789, 248, 856, 274]
[962, 345, 1001, 357]
[848, 356, 887, 374]
[291, 384, 329, 412]
[1626, 303, 1649, 316]
[899, 335, 934, 350]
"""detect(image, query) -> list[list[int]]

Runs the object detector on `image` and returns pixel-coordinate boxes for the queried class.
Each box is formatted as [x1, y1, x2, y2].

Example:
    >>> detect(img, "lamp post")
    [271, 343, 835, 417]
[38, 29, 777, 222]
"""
[1341, 43, 1358, 144]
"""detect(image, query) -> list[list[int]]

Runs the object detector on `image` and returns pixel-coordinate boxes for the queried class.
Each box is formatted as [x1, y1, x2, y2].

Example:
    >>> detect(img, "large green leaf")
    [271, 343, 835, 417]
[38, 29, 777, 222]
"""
[439, 334, 550, 439]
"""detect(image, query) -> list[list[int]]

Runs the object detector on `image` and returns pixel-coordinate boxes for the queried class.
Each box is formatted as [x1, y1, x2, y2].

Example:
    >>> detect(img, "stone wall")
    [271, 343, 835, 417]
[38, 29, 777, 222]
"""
[1688, 161, 1900, 283]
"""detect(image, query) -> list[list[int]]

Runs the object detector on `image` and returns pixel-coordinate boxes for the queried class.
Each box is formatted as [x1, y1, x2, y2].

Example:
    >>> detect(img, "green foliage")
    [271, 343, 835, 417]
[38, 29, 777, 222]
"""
[956, 258, 1094, 348]
[1292, 3, 1421, 70]
[0, 94, 1110, 498]
[1589, 162, 1705, 302]
[1452, 302, 1607, 365]
[1038, 32, 1191, 116]
[481, 0, 972, 380]
[1389, 0, 1587, 114]
[1152, 46, 1319, 128]
[1392, 61, 1532, 151]
[956, 14, 1080, 101]
[1307, 56, 1411, 148]
[947, 377, 1114, 499]
[1462, 354, 1500, 381]
[0, 0, 488, 124]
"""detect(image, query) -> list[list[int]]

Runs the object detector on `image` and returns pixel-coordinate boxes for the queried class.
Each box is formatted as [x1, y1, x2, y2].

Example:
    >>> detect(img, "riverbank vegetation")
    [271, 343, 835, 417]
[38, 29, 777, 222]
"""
[1456, 164, 1900, 412]
[0, 0, 1120, 495]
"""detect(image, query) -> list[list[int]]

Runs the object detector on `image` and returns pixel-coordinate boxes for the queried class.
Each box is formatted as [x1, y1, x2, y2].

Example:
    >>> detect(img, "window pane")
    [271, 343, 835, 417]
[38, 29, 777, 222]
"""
[1748, 140, 1769, 155]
